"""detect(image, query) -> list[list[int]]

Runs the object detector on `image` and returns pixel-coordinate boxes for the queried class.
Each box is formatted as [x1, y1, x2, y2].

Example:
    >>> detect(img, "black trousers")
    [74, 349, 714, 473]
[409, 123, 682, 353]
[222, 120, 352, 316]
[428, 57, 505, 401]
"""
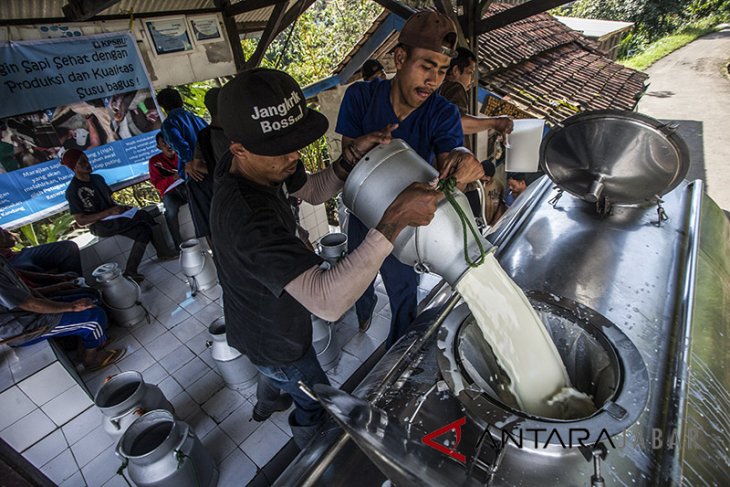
[91, 211, 154, 274]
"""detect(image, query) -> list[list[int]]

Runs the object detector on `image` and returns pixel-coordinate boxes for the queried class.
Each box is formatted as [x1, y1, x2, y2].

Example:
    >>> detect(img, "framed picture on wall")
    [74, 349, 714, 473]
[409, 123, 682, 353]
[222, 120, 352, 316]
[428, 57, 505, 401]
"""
[145, 17, 193, 55]
[188, 15, 223, 44]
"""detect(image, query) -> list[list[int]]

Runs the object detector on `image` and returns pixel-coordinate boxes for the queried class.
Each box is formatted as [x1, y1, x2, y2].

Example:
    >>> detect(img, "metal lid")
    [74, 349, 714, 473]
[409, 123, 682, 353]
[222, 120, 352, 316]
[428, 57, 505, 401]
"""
[540, 110, 689, 205]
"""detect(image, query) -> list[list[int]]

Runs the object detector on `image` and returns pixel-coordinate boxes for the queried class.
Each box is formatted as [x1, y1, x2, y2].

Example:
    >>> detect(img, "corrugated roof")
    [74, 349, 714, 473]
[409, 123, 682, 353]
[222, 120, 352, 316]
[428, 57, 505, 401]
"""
[0, 0, 288, 30]
[333, 3, 647, 125]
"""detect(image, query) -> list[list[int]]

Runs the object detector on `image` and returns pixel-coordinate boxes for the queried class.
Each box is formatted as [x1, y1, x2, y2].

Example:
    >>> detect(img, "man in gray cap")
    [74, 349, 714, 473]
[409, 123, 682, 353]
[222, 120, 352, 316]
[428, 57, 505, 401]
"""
[336, 11, 484, 345]
[212, 68, 442, 447]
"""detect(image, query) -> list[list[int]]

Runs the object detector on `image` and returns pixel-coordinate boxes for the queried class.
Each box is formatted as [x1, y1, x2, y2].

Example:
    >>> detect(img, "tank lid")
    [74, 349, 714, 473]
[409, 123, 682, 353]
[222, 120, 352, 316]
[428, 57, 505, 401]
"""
[540, 110, 689, 205]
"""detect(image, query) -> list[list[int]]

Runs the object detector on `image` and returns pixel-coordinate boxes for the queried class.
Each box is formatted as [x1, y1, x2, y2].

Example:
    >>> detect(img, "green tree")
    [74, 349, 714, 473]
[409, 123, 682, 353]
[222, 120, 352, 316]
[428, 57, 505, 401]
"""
[242, 0, 383, 86]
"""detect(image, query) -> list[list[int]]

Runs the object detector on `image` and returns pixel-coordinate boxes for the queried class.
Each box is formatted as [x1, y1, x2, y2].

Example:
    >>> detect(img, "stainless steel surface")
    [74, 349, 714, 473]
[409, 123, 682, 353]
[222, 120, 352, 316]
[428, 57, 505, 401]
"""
[343, 139, 491, 285]
[541, 110, 690, 205]
[117, 409, 218, 487]
[278, 175, 730, 486]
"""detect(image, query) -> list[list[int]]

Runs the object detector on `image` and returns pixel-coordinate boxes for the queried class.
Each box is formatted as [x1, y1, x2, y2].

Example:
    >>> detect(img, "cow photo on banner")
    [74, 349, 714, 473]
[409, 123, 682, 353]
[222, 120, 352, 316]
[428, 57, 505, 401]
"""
[0, 32, 162, 227]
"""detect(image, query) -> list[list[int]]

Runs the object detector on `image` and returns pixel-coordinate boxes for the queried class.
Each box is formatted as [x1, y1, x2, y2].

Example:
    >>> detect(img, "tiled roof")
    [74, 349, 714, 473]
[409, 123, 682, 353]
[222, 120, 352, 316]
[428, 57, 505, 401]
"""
[478, 3, 648, 124]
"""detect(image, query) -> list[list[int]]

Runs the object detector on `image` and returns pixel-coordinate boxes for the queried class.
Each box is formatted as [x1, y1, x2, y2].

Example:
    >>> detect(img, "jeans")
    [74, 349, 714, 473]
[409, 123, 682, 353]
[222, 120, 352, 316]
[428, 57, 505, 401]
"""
[9, 240, 82, 275]
[254, 346, 329, 428]
[162, 186, 188, 247]
[348, 216, 418, 347]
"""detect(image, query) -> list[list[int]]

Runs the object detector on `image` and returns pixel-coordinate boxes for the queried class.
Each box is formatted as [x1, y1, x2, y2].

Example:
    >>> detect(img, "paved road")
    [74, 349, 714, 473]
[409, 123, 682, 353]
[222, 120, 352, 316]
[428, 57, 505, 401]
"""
[638, 26, 730, 211]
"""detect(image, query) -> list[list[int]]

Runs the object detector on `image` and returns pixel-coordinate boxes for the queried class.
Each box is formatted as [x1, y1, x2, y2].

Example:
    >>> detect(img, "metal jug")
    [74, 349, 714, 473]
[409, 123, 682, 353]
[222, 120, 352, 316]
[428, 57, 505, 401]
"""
[342, 139, 492, 286]
[92, 262, 148, 327]
[317, 232, 348, 266]
[205, 318, 259, 391]
[312, 316, 341, 371]
[94, 371, 174, 440]
[116, 409, 218, 487]
[179, 239, 218, 295]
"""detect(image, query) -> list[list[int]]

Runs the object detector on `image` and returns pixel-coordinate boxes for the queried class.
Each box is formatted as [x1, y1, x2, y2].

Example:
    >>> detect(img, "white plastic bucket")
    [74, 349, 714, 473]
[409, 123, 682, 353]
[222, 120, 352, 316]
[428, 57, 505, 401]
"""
[505, 119, 545, 173]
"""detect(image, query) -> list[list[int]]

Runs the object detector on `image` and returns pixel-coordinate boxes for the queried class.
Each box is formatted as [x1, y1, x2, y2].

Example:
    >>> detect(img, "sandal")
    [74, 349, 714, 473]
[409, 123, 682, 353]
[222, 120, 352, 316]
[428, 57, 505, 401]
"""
[86, 347, 127, 372]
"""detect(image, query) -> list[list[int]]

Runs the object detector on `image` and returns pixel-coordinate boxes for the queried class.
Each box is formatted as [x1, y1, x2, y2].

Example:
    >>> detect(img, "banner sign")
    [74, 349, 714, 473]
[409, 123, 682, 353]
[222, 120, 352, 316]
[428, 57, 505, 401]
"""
[0, 32, 161, 228]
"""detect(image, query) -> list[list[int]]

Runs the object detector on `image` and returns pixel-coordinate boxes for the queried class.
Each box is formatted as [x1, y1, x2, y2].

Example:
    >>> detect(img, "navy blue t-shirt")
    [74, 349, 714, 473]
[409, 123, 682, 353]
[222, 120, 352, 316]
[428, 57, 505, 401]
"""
[335, 78, 464, 164]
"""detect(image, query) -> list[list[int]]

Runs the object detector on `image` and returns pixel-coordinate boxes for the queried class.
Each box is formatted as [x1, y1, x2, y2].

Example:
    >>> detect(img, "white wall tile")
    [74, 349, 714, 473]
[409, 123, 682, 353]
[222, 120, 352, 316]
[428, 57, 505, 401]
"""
[117, 348, 156, 374]
[80, 445, 118, 487]
[217, 448, 257, 486]
[186, 369, 224, 405]
[158, 345, 195, 374]
[138, 363, 169, 386]
[41, 449, 80, 485]
[59, 471, 87, 487]
[174, 357, 210, 389]
[145, 331, 183, 358]
[18, 362, 76, 406]
[200, 426, 237, 464]
[240, 420, 290, 468]
[70, 424, 114, 467]
[23, 428, 69, 468]
[218, 400, 260, 445]
[41, 384, 94, 427]
[170, 315, 206, 344]
[158, 376, 183, 399]
[0, 408, 56, 452]
[0, 386, 36, 431]
[202, 387, 245, 423]
[61, 406, 101, 446]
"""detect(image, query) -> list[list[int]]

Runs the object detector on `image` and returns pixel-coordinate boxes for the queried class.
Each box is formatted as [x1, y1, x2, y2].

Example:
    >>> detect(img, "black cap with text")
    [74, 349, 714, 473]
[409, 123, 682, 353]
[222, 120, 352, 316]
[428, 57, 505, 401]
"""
[218, 68, 328, 157]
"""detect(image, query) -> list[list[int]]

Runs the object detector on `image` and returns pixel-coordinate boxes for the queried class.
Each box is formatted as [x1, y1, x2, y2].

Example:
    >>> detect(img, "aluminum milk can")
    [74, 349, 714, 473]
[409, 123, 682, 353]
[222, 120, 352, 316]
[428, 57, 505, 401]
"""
[179, 239, 218, 295]
[206, 318, 258, 391]
[342, 139, 492, 286]
[92, 262, 148, 327]
[94, 371, 174, 440]
[116, 409, 218, 487]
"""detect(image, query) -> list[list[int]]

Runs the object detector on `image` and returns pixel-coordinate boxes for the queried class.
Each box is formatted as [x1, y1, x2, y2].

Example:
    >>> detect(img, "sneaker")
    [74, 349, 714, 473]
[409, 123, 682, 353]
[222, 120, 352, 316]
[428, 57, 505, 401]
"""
[252, 393, 293, 422]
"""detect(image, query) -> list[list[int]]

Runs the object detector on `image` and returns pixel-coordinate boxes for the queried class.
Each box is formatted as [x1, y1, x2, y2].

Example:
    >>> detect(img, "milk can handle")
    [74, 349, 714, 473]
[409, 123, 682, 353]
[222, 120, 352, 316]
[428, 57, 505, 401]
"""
[124, 276, 142, 302]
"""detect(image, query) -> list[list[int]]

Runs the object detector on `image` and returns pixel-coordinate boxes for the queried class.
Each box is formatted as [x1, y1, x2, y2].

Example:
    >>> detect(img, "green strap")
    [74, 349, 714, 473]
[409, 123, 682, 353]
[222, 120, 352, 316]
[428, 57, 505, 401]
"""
[437, 177, 486, 268]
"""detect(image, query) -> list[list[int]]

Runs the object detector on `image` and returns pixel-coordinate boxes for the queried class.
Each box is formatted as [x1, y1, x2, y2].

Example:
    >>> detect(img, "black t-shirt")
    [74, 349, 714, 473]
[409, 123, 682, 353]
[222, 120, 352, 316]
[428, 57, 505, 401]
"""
[210, 154, 323, 366]
[65, 174, 114, 215]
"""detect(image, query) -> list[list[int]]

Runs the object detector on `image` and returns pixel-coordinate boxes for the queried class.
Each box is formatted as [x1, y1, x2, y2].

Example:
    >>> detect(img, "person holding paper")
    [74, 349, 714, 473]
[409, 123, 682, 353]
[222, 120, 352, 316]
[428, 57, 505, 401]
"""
[149, 132, 188, 248]
[61, 149, 158, 283]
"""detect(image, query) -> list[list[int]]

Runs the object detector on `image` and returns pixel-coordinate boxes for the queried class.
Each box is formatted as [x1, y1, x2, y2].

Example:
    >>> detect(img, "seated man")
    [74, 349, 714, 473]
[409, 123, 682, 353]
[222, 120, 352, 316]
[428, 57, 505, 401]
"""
[505, 172, 528, 207]
[149, 132, 187, 248]
[61, 149, 156, 283]
[0, 226, 82, 276]
[0, 256, 124, 370]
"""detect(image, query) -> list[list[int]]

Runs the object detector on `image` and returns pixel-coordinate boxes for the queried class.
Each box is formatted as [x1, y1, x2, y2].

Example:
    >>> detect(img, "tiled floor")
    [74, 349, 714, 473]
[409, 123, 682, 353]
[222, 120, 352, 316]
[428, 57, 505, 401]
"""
[20, 252, 442, 487]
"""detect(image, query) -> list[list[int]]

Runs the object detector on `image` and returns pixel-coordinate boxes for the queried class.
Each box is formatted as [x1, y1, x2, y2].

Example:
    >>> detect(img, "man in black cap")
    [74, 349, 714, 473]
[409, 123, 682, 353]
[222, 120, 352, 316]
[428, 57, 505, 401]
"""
[212, 67, 442, 447]
[336, 11, 484, 345]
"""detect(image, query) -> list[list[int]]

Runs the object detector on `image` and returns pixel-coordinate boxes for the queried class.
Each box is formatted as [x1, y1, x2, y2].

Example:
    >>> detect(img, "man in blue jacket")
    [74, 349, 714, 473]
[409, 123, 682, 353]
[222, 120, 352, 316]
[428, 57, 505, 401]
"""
[157, 87, 208, 179]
